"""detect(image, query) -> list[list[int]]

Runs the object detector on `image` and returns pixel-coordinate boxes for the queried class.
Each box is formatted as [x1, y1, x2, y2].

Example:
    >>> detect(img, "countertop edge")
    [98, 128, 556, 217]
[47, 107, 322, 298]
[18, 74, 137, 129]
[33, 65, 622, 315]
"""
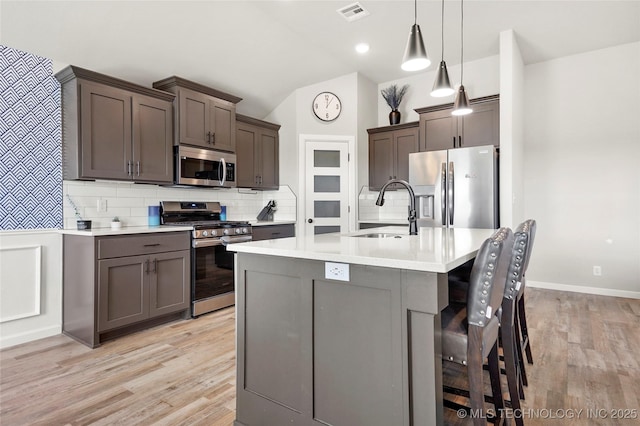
[59, 225, 193, 236]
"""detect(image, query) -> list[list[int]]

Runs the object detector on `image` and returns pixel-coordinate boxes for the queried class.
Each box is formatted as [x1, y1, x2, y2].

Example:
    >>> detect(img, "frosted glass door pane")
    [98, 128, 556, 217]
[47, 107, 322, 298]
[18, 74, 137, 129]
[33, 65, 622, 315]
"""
[314, 176, 340, 193]
[314, 201, 340, 218]
[314, 150, 340, 167]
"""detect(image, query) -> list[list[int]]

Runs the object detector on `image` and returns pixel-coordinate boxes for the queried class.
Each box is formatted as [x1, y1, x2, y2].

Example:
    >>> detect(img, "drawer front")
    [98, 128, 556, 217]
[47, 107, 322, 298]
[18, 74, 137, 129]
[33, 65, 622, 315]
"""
[252, 224, 295, 241]
[98, 232, 190, 259]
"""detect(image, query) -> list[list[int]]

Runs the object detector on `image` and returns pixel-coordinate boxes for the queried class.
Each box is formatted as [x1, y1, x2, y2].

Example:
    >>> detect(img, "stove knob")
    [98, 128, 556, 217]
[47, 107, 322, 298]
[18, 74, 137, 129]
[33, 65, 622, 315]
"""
[235, 228, 242, 234]
[202, 230, 208, 237]
[211, 230, 217, 237]
[242, 227, 248, 234]
[223, 229, 231, 236]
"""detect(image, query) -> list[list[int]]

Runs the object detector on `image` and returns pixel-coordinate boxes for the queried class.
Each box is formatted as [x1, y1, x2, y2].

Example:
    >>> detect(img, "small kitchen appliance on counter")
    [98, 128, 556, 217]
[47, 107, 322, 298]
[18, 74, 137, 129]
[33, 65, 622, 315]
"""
[160, 201, 252, 316]
[257, 200, 277, 221]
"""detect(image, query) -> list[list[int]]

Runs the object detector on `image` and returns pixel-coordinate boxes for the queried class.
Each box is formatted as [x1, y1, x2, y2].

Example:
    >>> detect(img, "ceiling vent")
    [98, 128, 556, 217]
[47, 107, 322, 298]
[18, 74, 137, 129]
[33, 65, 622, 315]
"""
[337, 2, 370, 22]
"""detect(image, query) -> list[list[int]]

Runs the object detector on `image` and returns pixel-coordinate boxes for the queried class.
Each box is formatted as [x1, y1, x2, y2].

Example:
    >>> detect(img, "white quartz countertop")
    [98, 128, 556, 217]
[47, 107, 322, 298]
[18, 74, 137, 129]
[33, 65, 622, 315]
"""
[228, 226, 496, 273]
[59, 225, 193, 236]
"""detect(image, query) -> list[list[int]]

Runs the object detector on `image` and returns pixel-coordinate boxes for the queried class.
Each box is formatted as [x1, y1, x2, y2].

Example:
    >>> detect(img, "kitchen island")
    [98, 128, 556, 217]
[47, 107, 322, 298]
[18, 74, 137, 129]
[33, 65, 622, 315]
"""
[228, 226, 495, 426]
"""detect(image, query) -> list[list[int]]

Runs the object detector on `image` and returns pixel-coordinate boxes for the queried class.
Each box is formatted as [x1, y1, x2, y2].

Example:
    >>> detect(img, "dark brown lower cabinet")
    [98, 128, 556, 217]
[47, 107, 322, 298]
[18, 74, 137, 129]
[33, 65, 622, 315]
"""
[251, 223, 295, 241]
[63, 231, 191, 348]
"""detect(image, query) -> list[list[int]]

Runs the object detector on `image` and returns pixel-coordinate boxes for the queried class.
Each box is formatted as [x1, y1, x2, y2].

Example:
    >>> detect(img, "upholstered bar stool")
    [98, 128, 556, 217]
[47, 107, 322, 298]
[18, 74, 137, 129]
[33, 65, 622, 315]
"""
[512, 219, 537, 384]
[498, 220, 536, 426]
[441, 227, 514, 425]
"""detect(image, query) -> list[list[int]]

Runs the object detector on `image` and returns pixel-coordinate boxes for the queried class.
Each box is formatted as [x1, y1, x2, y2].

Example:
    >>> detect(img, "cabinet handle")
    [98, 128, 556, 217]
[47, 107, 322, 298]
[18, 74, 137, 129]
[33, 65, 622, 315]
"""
[389, 176, 392, 180]
[136, 161, 140, 176]
[127, 161, 132, 176]
[458, 136, 462, 147]
[143, 243, 161, 247]
[207, 131, 211, 144]
[145, 259, 150, 274]
[152, 259, 157, 273]
[211, 133, 216, 144]
[452, 137, 456, 149]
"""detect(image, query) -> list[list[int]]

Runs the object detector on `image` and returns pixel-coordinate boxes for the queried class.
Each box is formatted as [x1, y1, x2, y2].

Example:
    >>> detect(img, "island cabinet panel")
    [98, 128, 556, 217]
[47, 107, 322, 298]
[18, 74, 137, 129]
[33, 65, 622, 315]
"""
[313, 273, 403, 426]
[235, 253, 438, 426]
[244, 271, 303, 411]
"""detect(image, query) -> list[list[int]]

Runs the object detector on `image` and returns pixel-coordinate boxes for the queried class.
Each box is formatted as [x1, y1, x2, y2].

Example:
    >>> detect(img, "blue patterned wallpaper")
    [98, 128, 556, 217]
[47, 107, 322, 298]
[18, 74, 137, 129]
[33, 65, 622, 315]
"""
[0, 46, 62, 230]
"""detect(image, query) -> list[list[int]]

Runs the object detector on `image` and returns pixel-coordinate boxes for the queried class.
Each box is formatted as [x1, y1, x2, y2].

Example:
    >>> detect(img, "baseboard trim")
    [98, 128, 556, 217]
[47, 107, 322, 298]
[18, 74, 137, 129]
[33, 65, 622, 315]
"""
[528, 280, 640, 300]
[0, 325, 62, 349]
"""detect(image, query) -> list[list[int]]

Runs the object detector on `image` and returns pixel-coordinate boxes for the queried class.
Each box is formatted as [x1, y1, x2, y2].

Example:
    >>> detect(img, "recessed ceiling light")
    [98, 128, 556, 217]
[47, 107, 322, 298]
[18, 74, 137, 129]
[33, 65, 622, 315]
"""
[355, 43, 370, 54]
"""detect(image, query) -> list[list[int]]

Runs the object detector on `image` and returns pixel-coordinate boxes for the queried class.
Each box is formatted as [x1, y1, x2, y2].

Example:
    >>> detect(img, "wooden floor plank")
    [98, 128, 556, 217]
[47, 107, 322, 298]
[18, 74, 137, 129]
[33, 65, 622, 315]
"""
[1, 289, 639, 425]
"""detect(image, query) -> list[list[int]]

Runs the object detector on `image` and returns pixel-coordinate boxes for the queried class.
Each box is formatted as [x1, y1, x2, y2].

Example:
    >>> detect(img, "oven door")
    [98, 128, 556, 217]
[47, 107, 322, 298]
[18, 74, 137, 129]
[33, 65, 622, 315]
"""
[192, 238, 236, 316]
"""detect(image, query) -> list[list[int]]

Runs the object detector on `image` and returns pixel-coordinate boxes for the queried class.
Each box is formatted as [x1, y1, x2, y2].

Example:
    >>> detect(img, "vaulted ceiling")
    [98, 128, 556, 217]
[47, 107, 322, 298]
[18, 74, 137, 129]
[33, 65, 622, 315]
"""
[2, 1, 639, 117]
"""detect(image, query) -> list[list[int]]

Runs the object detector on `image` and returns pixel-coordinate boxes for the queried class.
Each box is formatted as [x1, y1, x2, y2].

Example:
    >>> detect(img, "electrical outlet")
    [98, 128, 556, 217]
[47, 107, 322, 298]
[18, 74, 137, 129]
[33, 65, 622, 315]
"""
[593, 266, 602, 276]
[97, 199, 107, 212]
[325, 262, 349, 282]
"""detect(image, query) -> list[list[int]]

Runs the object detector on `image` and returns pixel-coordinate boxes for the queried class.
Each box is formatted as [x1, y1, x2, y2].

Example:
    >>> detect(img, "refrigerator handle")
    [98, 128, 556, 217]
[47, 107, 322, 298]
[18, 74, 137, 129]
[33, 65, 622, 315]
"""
[448, 161, 455, 226]
[440, 162, 447, 226]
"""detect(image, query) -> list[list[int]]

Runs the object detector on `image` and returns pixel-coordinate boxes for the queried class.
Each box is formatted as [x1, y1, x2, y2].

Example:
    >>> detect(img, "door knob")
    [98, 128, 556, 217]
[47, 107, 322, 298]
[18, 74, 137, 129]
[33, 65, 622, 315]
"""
[308, 218, 313, 223]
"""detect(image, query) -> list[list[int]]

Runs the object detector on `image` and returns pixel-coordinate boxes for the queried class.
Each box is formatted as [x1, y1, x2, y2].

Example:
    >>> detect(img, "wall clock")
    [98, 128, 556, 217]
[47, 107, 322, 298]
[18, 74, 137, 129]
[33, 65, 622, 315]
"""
[312, 92, 342, 122]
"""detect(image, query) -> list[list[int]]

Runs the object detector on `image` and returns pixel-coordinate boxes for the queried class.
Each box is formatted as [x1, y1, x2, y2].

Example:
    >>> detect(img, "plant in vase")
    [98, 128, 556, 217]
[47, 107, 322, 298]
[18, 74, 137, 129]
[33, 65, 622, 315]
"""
[111, 216, 122, 230]
[65, 194, 91, 230]
[381, 84, 409, 125]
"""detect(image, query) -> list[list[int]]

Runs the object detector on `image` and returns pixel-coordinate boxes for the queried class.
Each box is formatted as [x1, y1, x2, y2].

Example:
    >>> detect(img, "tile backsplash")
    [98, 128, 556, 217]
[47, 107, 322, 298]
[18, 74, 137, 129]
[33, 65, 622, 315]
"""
[63, 180, 297, 229]
[358, 186, 409, 222]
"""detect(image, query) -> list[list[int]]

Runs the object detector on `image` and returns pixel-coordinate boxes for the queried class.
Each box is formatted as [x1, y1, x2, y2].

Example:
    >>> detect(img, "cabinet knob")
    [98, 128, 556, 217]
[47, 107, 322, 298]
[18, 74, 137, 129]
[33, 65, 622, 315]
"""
[308, 218, 313, 223]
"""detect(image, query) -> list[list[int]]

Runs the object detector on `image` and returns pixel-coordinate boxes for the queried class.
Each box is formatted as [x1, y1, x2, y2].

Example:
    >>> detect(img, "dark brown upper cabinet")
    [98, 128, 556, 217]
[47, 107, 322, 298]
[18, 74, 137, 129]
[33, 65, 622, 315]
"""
[56, 66, 174, 184]
[367, 122, 419, 191]
[416, 95, 500, 152]
[152, 77, 242, 153]
[236, 114, 280, 190]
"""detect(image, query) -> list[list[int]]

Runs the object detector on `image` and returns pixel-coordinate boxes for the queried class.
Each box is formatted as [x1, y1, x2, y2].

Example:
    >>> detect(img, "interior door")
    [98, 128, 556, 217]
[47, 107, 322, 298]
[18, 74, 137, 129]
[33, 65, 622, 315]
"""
[305, 141, 350, 236]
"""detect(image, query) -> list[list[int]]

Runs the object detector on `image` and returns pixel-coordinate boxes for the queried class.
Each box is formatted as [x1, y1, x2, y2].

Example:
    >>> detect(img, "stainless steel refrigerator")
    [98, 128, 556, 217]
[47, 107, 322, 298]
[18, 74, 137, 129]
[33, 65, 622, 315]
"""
[408, 145, 499, 228]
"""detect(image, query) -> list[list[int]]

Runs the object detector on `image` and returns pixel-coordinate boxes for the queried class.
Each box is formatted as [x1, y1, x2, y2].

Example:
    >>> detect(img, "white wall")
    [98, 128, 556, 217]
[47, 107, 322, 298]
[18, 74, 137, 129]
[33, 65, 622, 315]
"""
[524, 41, 640, 297]
[0, 230, 62, 348]
[499, 30, 526, 228]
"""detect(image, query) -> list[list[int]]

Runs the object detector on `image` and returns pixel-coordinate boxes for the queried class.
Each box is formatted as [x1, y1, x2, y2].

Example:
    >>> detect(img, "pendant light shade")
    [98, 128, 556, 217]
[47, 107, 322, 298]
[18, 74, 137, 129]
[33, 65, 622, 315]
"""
[452, 0, 473, 115]
[431, 0, 454, 97]
[401, 0, 430, 71]
[451, 85, 472, 116]
[431, 61, 454, 97]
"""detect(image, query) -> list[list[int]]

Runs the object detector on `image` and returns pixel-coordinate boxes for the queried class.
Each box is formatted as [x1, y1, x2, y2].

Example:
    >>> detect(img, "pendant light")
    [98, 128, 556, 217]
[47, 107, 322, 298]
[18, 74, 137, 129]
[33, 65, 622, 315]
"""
[452, 0, 472, 116]
[431, 0, 454, 97]
[401, 0, 431, 71]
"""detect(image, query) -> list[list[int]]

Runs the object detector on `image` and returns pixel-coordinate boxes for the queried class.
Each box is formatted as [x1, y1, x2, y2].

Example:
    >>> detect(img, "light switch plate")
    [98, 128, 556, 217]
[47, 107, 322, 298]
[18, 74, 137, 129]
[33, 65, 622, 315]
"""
[325, 262, 349, 282]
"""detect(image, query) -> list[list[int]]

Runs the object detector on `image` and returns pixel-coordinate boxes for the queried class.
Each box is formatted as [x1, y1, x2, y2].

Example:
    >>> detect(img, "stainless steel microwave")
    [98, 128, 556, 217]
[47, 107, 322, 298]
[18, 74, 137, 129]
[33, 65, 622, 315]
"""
[175, 146, 236, 188]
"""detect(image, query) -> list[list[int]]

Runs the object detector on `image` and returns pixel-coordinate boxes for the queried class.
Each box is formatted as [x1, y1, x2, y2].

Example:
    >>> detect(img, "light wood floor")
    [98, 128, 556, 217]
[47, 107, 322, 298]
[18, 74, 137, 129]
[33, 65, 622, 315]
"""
[1, 288, 638, 425]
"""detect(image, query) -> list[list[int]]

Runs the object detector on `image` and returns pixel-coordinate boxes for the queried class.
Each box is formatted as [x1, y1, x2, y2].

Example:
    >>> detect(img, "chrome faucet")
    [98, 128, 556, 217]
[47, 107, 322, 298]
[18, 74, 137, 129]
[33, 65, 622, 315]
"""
[375, 179, 418, 235]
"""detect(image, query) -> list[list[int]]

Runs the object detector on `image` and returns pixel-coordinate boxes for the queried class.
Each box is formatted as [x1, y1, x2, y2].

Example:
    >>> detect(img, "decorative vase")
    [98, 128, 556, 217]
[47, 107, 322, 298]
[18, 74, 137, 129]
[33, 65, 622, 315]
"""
[76, 220, 92, 230]
[389, 109, 401, 125]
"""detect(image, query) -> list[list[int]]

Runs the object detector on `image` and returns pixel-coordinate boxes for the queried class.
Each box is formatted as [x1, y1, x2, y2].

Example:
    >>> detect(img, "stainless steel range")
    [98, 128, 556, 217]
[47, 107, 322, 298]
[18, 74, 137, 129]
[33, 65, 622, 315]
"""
[160, 201, 252, 317]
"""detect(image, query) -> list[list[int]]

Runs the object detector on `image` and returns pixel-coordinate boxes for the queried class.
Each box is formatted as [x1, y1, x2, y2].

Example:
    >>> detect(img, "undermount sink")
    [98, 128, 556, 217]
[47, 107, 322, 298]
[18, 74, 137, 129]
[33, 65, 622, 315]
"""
[354, 233, 404, 239]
